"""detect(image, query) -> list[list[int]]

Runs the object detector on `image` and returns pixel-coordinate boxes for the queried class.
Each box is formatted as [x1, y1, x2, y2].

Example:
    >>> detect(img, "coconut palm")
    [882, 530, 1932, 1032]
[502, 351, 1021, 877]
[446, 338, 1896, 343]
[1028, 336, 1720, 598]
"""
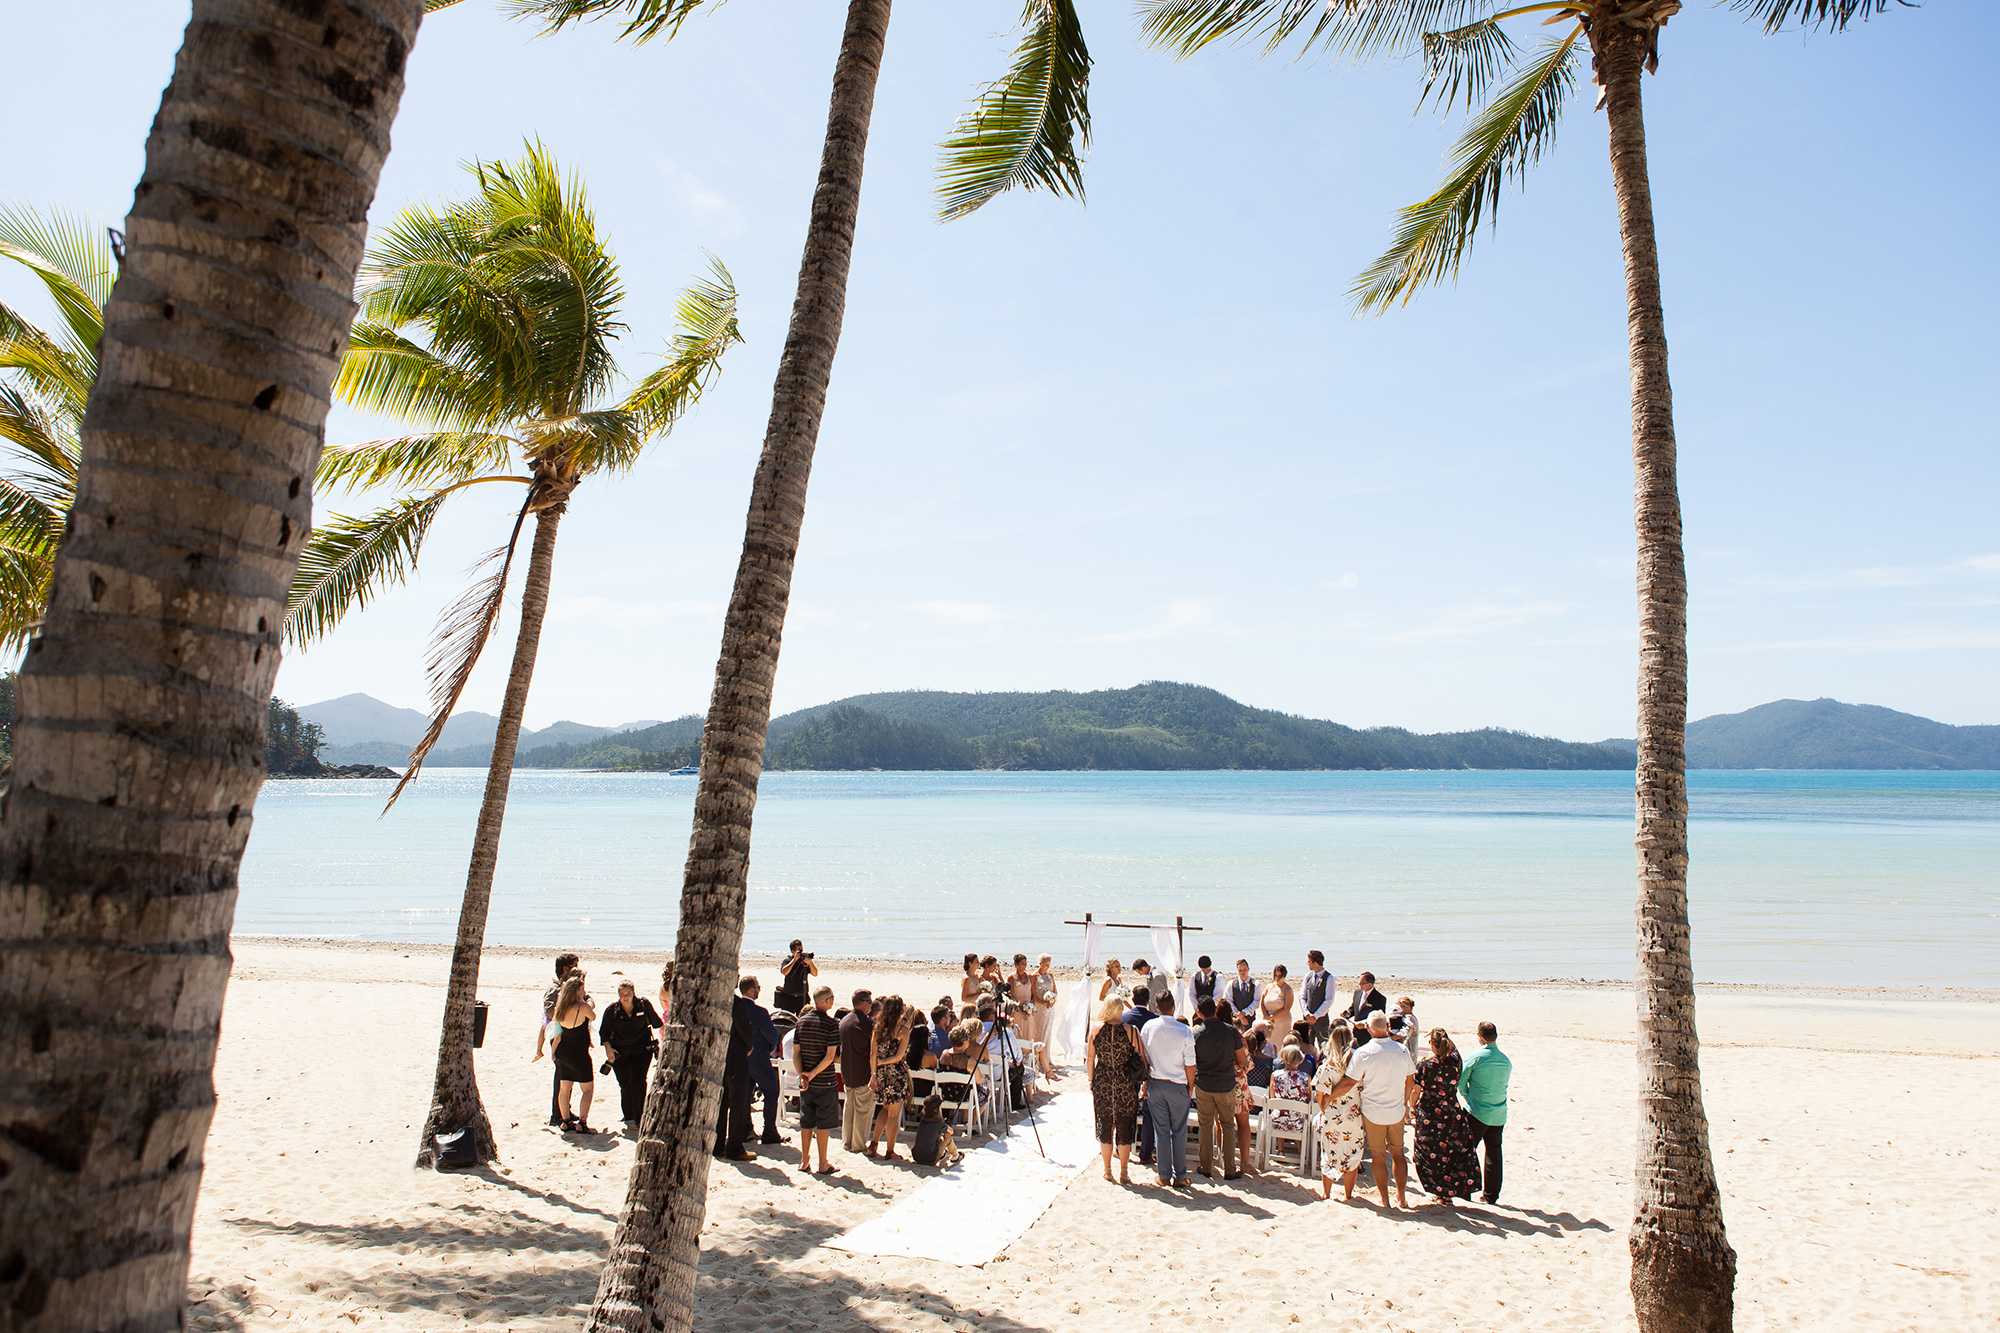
[1138, 1, 1912, 1328]
[285, 143, 740, 1166]
[0, 205, 107, 651]
[0, 3, 422, 1328]
[444, 2, 1094, 1328]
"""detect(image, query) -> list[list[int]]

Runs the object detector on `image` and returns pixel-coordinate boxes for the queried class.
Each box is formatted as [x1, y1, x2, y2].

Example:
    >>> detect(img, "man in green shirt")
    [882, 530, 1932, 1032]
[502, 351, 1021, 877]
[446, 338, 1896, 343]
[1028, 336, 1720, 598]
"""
[1458, 1021, 1512, 1204]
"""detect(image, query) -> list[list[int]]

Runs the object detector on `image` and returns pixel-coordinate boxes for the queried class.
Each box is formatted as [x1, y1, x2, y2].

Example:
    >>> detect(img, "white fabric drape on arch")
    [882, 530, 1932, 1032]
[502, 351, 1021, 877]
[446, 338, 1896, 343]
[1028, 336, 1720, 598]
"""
[1051, 921, 1104, 1058]
[1149, 925, 1186, 1014]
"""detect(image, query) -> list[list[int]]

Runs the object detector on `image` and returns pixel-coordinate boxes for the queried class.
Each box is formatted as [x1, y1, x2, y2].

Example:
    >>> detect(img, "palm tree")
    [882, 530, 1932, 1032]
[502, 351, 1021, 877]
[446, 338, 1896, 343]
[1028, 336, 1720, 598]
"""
[467, 2, 1095, 1328]
[284, 143, 741, 1167]
[0, 205, 105, 651]
[0, 2, 423, 1328]
[1138, 1, 1911, 1328]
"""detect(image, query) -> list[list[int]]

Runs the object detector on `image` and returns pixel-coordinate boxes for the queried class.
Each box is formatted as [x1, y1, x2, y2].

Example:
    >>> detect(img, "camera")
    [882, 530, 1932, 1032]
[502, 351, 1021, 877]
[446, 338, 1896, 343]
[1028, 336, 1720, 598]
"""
[599, 1059, 613, 1074]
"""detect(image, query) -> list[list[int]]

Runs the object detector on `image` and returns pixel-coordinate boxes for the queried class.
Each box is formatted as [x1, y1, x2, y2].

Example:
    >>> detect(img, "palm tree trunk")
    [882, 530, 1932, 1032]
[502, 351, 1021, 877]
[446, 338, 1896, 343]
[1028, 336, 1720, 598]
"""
[585, 1, 891, 1328]
[414, 498, 565, 1167]
[0, 3, 420, 1328]
[1593, 13, 1737, 1333]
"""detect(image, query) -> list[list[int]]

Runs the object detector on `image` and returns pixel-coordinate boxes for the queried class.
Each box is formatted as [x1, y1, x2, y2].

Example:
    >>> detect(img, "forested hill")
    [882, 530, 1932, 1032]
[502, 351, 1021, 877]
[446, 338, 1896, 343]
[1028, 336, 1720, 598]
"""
[1679, 698, 2000, 769]
[511, 682, 1635, 772]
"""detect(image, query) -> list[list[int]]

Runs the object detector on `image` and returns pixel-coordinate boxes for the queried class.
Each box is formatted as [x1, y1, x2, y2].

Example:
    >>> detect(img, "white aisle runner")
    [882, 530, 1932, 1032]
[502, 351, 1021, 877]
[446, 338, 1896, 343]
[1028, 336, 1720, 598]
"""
[823, 1082, 1098, 1267]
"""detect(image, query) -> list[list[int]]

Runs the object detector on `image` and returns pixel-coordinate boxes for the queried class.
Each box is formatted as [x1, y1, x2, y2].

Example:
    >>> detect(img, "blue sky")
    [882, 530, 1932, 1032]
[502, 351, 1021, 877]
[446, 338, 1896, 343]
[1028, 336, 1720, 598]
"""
[3, 1, 1993, 740]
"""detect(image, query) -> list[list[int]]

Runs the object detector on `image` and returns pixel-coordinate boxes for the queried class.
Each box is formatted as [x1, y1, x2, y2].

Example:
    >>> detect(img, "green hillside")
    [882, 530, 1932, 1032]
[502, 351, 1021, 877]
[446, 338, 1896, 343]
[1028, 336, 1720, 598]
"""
[1683, 698, 2000, 769]
[512, 682, 1634, 772]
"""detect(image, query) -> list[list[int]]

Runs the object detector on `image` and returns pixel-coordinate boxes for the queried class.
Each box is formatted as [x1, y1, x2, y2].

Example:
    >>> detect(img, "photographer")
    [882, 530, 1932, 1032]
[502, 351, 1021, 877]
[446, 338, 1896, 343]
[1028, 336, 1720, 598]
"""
[598, 977, 662, 1129]
[774, 939, 817, 1015]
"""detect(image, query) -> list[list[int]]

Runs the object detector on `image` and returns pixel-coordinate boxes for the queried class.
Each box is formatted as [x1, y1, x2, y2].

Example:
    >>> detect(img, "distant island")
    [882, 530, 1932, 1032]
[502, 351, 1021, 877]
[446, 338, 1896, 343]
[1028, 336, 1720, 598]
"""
[289, 682, 1996, 774]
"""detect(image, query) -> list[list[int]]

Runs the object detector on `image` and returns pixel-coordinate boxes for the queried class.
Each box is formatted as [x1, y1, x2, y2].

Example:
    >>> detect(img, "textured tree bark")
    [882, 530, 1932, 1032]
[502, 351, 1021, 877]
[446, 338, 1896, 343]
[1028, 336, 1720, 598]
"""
[414, 497, 564, 1168]
[0, 3, 422, 1330]
[584, 1, 892, 1329]
[1593, 13, 1738, 1333]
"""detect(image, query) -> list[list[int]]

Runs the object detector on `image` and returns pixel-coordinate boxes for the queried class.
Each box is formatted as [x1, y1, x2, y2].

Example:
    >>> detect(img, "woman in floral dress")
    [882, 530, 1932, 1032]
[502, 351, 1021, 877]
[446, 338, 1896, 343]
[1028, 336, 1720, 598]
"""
[1412, 1028, 1484, 1203]
[1312, 1025, 1365, 1200]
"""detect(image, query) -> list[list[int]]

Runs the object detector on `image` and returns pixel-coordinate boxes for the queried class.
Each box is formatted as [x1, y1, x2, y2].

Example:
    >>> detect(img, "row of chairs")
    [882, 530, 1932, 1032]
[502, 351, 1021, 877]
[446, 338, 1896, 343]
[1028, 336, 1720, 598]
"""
[772, 1039, 1044, 1142]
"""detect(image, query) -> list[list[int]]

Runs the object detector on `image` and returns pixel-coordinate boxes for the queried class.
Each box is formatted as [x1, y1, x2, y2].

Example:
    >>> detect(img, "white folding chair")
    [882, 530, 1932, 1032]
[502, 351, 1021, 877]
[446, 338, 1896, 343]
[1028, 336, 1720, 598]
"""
[904, 1069, 936, 1126]
[929, 1068, 985, 1137]
[1257, 1091, 1314, 1177]
[776, 1057, 800, 1129]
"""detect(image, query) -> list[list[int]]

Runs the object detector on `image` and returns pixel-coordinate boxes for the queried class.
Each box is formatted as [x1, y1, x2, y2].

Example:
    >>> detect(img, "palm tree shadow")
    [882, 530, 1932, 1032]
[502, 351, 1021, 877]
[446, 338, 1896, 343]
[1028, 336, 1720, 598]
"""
[465, 1165, 621, 1220]
[220, 1204, 605, 1254]
[1385, 1200, 1615, 1238]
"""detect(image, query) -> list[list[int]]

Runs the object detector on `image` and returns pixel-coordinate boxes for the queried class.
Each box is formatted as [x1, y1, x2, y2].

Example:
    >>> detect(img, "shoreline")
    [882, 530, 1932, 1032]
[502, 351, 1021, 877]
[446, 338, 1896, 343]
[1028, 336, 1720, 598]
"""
[229, 935, 2000, 1004]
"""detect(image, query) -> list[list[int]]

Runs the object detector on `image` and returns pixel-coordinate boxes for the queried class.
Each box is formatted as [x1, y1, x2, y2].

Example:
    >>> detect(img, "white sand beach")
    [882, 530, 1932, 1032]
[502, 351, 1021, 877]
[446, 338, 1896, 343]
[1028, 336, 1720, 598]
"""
[185, 939, 1997, 1332]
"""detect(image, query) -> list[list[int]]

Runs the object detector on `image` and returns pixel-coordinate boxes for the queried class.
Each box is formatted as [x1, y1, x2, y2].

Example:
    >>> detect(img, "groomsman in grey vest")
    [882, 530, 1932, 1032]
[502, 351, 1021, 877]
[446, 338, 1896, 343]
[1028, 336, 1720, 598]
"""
[1300, 950, 1337, 1042]
[1225, 960, 1258, 1018]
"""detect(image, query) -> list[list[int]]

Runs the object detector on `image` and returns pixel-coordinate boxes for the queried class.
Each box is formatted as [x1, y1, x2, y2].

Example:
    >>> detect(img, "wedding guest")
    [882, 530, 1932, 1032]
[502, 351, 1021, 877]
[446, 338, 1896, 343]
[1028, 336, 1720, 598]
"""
[598, 977, 662, 1128]
[1122, 987, 1156, 1165]
[1312, 1024, 1366, 1201]
[1192, 997, 1244, 1180]
[1344, 971, 1388, 1022]
[1459, 1021, 1513, 1204]
[1396, 996, 1421, 1057]
[1412, 1028, 1484, 1204]
[911, 1094, 960, 1168]
[794, 986, 841, 1174]
[906, 1003, 936, 1072]
[1190, 956, 1220, 1008]
[774, 939, 817, 1015]
[657, 956, 674, 1024]
[1139, 992, 1198, 1189]
[1245, 1023, 1275, 1090]
[537, 952, 582, 1127]
[711, 976, 769, 1161]
[928, 1003, 956, 1062]
[543, 974, 598, 1134]
[1327, 1013, 1417, 1209]
[738, 976, 784, 1144]
[1225, 959, 1258, 1017]
[1031, 954, 1060, 1079]
[868, 996, 914, 1160]
[1266, 1045, 1311, 1138]
[1300, 949, 1337, 1042]
[839, 991, 877, 1154]
[1088, 996, 1142, 1184]
[1259, 964, 1294, 1030]
[1216, 1000, 1255, 1170]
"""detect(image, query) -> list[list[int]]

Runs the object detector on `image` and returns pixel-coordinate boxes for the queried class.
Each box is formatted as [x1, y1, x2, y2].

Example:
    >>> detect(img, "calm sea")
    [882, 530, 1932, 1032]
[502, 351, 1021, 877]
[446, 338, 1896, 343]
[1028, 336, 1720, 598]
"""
[239, 769, 2000, 988]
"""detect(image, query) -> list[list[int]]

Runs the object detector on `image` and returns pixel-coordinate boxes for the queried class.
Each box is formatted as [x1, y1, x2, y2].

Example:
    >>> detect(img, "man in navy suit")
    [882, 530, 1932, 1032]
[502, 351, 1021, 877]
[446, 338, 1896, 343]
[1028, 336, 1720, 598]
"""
[738, 976, 786, 1145]
[1344, 971, 1388, 1024]
[714, 975, 782, 1160]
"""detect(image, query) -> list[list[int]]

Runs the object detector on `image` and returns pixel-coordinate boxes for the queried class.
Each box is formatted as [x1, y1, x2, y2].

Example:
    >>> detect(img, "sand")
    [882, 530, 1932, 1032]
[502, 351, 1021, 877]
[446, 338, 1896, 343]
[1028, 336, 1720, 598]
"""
[183, 939, 1997, 1332]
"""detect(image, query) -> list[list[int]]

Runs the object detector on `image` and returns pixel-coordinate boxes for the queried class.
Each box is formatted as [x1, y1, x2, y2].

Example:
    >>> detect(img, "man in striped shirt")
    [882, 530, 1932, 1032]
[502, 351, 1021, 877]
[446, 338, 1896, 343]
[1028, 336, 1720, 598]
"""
[792, 986, 841, 1174]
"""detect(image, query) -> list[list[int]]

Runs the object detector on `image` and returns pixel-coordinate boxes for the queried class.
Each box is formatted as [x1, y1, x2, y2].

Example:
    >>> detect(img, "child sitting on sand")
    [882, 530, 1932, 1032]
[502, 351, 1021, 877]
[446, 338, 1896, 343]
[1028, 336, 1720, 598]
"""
[912, 1094, 961, 1168]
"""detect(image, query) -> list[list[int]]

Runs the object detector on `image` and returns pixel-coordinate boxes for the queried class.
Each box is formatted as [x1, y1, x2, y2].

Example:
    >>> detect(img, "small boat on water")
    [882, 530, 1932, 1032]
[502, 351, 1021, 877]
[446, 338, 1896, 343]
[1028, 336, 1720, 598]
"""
[666, 764, 699, 776]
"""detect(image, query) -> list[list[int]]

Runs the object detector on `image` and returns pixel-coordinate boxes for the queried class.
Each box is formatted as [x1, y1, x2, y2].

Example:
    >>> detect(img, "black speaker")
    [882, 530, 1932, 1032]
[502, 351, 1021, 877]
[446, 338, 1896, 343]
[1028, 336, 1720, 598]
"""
[433, 1128, 476, 1170]
[472, 1000, 489, 1049]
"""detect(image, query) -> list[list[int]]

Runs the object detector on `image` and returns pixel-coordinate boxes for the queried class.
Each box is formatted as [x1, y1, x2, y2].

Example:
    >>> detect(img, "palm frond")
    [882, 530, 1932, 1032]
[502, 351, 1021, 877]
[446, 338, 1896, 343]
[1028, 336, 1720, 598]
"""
[0, 540, 53, 652]
[0, 322, 94, 428]
[336, 322, 506, 429]
[1730, 0, 1914, 34]
[1421, 17, 1517, 113]
[0, 202, 111, 360]
[317, 431, 522, 493]
[1350, 29, 1580, 314]
[937, 0, 1093, 222]
[618, 255, 741, 437]
[502, 0, 712, 43]
[285, 487, 455, 648]
[385, 495, 535, 811]
[0, 381, 80, 483]
[1139, 0, 1492, 61]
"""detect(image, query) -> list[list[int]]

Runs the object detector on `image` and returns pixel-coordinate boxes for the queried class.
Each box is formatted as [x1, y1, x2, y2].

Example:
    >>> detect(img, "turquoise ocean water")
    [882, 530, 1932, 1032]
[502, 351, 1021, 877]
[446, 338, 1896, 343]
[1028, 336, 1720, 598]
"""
[240, 769, 1999, 988]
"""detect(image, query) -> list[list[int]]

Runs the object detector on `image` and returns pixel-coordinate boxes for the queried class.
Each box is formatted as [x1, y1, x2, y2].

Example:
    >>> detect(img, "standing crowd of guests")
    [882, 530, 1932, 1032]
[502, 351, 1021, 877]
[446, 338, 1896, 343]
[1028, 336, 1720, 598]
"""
[1087, 951, 1512, 1207]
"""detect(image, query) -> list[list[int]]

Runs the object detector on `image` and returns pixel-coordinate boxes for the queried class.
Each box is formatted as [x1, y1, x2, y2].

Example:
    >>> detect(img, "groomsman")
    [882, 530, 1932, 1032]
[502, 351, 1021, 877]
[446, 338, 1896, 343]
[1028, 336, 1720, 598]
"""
[1189, 956, 1220, 1008]
[1300, 950, 1336, 1042]
[1225, 960, 1258, 1017]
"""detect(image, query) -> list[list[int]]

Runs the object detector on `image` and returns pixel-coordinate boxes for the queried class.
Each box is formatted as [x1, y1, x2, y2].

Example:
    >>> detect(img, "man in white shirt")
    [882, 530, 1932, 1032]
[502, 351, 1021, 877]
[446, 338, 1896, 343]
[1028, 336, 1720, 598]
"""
[1328, 1013, 1417, 1209]
[1138, 993, 1198, 1190]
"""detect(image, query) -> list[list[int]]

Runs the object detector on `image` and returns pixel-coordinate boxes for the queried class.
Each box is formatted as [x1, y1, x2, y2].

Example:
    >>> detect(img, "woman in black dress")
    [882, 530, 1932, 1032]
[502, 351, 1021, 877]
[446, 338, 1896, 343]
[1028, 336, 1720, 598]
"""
[1087, 996, 1141, 1184]
[1412, 1028, 1484, 1203]
[548, 975, 599, 1133]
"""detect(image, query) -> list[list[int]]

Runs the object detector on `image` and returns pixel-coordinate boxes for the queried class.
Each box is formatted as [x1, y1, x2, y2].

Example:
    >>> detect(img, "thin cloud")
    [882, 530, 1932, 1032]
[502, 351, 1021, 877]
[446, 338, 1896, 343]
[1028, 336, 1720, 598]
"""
[1085, 599, 1215, 643]
[1324, 572, 1361, 590]
[1386, 601, 1569, 643]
